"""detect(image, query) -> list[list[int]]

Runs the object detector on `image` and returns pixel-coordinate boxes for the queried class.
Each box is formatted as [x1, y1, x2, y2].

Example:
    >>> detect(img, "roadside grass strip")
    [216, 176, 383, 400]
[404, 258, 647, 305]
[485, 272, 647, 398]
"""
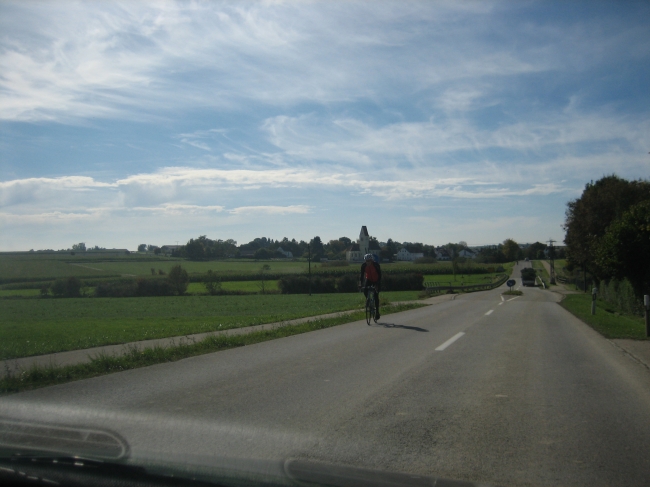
[560, 294, 647, 340]
[0, 302, 426, 393]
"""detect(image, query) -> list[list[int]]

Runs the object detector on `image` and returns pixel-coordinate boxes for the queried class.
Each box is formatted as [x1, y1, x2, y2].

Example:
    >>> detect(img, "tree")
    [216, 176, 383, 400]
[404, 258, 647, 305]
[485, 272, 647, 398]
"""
[204, 270, 221, 295]
[50, 277, 82, 297]
[50, 279, 67, 297]
[596, 200, 650, 299]
[258, 264, 271, 294]
[167, 265, 189, 295]
[525, 242, 547, 260]
[310, 236, 324, 258]
[138, 244, 147, 252]
[338, 237, 352, 247]
[71, 242, 86, 252]
[325, 239, 347, 259]
[254, 248, 276, 260]
[184, 238, 206, 260]
[501, 238, 521, 262]
[564, 175, 650, 280]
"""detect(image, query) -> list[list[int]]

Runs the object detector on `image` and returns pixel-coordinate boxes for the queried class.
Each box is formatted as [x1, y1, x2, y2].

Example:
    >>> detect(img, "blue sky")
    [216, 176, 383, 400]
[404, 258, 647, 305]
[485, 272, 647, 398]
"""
[1, 0, 649, 251]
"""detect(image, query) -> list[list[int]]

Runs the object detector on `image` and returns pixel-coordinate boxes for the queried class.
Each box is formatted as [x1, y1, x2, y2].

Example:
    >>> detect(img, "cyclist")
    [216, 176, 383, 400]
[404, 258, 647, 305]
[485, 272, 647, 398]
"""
[359, 253, 382, 319]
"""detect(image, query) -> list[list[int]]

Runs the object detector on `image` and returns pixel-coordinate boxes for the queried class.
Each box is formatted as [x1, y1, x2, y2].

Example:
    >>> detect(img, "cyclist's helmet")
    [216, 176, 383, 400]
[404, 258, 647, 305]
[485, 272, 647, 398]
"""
[364, 253, 373, 261]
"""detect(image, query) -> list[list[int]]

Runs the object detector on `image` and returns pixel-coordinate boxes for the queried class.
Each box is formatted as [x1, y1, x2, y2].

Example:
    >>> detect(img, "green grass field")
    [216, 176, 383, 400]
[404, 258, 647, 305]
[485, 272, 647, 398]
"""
[0, 293, 375, 360]
[1, 252, 511, 283]
[0, 256, 119, 281]
[0, 253, 513, 362]
[0, 288, 425, 360]
[560, 294, 647, 340]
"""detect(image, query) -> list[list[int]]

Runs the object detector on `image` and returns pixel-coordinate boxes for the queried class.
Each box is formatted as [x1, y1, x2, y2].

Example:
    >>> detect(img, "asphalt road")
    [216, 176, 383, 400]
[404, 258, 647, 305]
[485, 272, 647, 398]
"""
[2, 264, 650, 486]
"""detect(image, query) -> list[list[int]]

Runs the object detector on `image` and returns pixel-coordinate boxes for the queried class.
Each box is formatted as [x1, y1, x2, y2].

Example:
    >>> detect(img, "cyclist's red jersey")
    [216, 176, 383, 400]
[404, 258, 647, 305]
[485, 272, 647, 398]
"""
[360, 261, 381, 284]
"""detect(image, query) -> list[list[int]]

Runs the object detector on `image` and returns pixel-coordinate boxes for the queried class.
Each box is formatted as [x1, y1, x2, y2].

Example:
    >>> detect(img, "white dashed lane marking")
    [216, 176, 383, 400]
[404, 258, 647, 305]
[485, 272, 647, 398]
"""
[435, 332, 465, 351]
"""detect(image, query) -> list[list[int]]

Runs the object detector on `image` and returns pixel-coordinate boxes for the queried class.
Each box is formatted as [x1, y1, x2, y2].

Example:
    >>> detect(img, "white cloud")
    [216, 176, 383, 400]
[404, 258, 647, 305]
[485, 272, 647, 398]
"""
[0, 166, 568, 222]
[228, 205, 311, 216]
[3, 0, 629, 122]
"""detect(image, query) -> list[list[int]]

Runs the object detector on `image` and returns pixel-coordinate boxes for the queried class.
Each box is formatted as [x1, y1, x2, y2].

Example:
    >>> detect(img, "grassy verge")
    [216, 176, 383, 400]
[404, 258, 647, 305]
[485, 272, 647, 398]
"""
[531, 260, 549, 277]
[559, 294, 647, 339]
[0, 302, 426, 394]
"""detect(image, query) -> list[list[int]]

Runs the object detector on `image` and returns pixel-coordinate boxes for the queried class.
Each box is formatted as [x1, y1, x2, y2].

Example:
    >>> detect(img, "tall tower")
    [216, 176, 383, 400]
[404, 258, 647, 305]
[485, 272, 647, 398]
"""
[359, 226, 370, 255]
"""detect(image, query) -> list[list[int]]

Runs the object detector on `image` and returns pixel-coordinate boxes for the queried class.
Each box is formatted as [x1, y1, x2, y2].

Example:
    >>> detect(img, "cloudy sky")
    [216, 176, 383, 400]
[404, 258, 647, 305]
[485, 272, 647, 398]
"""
[1, 1, 648, 251]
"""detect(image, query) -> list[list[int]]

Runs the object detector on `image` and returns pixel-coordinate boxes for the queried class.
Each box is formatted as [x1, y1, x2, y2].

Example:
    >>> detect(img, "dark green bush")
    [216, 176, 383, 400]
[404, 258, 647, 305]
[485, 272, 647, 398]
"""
[50, 277, 82, 297]
[168, 265, 189, 295]
[136, 278, 175, 297]
[95, 278, 175, 297]
[278, 276, 336, 294]
[382, 273, 424, 291]
[599, 278, 644, 316]
[95, 280, 137, 298]
[336, 274, 358, 293]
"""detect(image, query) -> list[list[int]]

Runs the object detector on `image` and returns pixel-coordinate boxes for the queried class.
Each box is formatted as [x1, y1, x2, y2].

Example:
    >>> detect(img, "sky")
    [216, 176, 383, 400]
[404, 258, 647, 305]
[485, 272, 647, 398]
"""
[1, 0, 649, 251]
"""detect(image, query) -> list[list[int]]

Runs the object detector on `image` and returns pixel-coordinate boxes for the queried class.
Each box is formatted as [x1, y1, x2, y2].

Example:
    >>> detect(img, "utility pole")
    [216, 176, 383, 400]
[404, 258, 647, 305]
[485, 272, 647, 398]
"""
[308, 244, 311, 296]
[643, 294, 650, 338]
[547, 238, 556, 285]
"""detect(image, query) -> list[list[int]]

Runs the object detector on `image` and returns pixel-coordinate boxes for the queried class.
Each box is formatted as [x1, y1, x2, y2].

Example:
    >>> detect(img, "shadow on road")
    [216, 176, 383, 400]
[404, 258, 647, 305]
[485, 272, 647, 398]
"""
[371, 322, 428, 332]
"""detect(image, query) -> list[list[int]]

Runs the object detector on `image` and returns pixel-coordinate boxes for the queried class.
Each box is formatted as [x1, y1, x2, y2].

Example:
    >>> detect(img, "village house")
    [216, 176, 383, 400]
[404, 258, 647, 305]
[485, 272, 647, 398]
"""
[458, 248, 477, 259]
[435, 247, 451, 261]
[276, 247, 293, 258]
[396, 248, 424, 261]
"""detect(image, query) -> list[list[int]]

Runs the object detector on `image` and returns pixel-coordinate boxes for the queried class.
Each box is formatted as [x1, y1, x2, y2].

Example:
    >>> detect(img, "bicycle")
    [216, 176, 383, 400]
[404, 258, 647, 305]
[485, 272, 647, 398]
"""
[364, 284, 378, 325]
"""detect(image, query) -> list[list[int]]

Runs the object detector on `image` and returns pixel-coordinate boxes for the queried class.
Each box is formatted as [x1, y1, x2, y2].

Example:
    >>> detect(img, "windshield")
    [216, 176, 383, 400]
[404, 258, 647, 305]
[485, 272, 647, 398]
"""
[1, 2, 650, 486]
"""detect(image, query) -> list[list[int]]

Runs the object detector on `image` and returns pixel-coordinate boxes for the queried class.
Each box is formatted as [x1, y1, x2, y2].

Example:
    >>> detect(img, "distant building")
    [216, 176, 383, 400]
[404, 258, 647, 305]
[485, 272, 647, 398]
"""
[277, 247, 293, 258]
[396, 248, 424, 261]
[345, 226, 380, 261]
[458, 248, 477, 259]
[435, 247, 451, 261]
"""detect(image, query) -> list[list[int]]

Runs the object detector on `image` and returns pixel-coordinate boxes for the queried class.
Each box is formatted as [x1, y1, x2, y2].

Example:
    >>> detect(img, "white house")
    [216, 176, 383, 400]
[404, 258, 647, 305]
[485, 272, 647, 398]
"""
[458, 248, 477, 259]
[435, 247, 451, 261]
[396, 248, 424, 261]
[276, 247, 293, 258]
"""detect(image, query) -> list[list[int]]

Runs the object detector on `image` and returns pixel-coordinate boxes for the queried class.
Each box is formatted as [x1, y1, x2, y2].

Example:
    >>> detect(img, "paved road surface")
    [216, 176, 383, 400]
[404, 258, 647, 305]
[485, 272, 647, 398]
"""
[2, 265, 650, 486]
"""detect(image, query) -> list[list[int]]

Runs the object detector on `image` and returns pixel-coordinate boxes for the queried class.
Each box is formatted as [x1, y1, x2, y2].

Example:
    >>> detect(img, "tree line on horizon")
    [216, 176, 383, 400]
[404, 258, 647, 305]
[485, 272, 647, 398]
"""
[143, 235, 560, 265]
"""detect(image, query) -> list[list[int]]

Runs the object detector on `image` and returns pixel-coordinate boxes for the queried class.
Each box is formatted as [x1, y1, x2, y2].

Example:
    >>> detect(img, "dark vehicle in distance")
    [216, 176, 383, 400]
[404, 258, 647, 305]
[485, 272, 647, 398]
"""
[521, 267, 537, 287]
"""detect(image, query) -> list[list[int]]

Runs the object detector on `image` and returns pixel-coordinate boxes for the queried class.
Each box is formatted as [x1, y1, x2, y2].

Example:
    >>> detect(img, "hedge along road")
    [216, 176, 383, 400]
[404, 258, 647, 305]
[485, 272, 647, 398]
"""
[0, 292, 421, 360]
